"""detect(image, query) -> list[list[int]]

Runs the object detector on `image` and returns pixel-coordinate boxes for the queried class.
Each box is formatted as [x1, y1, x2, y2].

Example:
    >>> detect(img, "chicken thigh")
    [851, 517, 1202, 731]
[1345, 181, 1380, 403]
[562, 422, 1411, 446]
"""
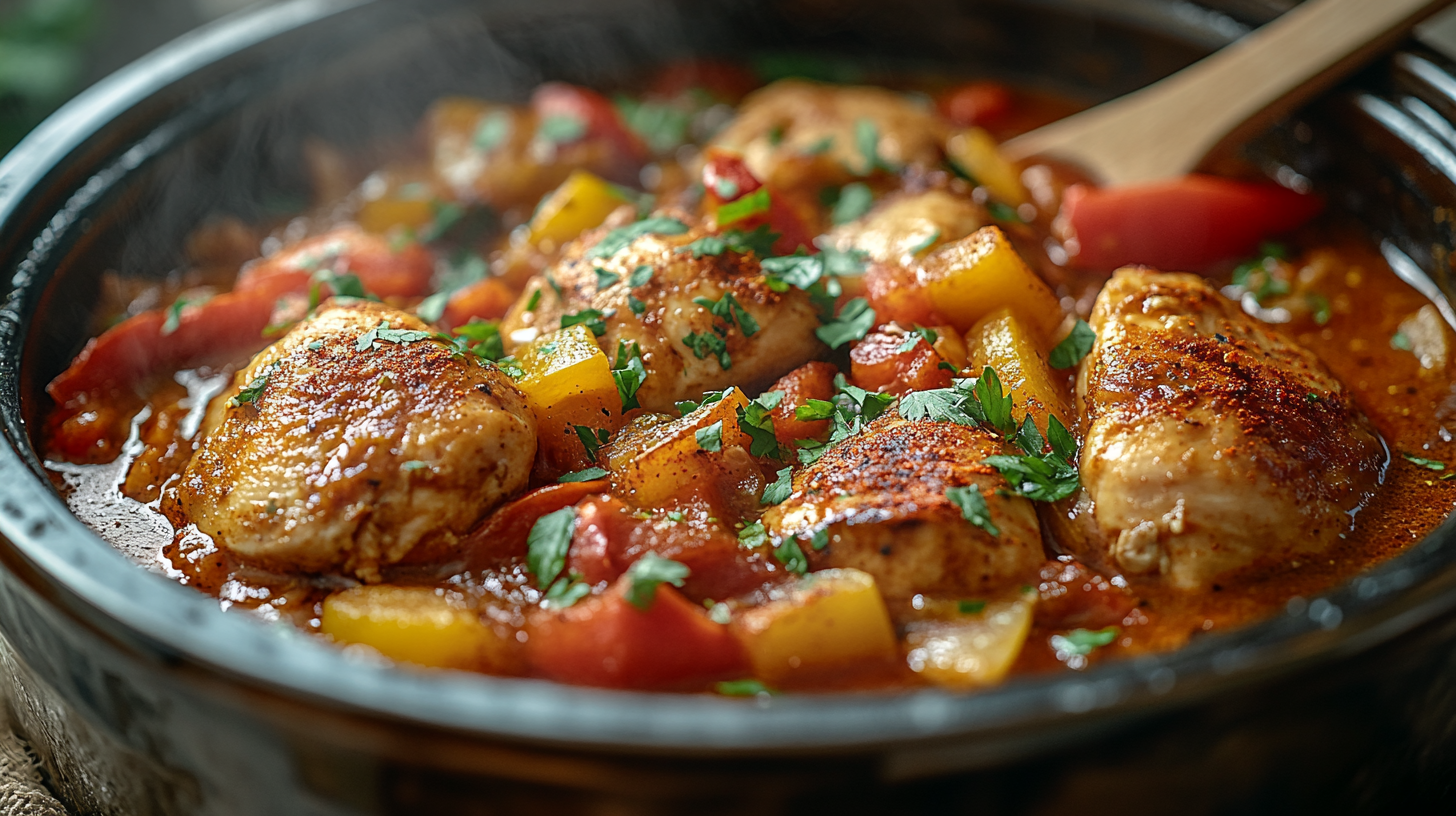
[175, 302, 536, 581]
[500, 215, 825, 413]
[1056, 269, 1385, 590]
[763, 415, 1044, 600]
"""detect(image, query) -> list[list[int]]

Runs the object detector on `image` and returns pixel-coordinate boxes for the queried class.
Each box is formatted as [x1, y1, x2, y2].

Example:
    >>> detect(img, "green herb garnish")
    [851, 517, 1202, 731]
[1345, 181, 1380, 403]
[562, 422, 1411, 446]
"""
[1048, 319, 1096, 369]
[945, 485, 999, 537]
[624, 552, 691, 610]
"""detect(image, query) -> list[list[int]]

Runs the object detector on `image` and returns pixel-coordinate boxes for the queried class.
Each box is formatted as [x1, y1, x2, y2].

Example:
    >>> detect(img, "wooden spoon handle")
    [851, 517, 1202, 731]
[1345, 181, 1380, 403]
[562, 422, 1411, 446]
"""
[1003, 0, 1455, 185]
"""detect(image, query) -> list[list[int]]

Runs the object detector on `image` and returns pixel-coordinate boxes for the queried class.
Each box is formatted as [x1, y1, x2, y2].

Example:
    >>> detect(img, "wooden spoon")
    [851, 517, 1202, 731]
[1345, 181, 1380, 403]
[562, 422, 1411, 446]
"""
[1002, 0, 1456, 185]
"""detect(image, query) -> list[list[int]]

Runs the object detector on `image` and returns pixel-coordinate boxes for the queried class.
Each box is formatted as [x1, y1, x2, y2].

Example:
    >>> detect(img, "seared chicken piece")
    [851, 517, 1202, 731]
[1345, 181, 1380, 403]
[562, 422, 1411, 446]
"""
[763, 415, 1043, 599]
[175, 302, 536, 581]
[1056, 269, 1385, 590]
[500, 216, 825, 413]
[820, 189, 984, 267]
[709, 79, 947, 189]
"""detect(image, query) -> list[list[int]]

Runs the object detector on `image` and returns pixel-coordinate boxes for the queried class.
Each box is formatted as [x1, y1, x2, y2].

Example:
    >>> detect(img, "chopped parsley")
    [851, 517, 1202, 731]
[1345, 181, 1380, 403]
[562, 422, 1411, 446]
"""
[1048, 319, 1096, 369]
[615, 96, 691, 154]
[986, 201, 1022, 223]
[436, 319, 507, 363]
[542, 574, 591, 609]
[589, 216, 690, 259]
[611, 339, 648, 411]
[1051, 626, 1120, 657]
[628, 265, 654, 288]
[945, 485, 999, 537]
[816, 298, 876, 349]
[693, 291, 761, 338]
[830, 182, 874, 225]
[897, 327, 938, 353]
[695, 420, 724, 452]
[774, 536, 808, 575]
[307, 341, 324, 351]
[524, 289, 542, 312]
[594, 268, 621, 290]
[535, 114, 587, 145]
[229, 362, 279, 408]
[1307, 293, 1332, 326]
[1232, 243, 1292, 305]
[984, 414, 1080, 502]
[623, 552, 691, 610]
[678, 225, 779, 259]
[738, 521, 768, 549]
[708, 601, 733, 624]
[473, 109, 512, 151]
[854, 118, 899, 174]
[666, 510, 686, 523]
[573, 425, 611, 460]
[762, 466, 794, 505]
[402, 460, 431, 472]
[957, 599, 986, 615]
[737, 391, 786, 459]
[356, 320, 433, 352]
[526, 506, 577, 589]
[795, 375, 896, 465]
[717, 187, 772, 226]
[561, 308, 610, 337]
[683, 329, 731, 370]
[908, 229, 941, 256]
[716, 679, 777, 697]
[161, 298, 192, 336]
[628, 296, 647, 316]
[558, 466, 610, 483]
[810, 528, 829, 550]
[1403, 452, 1447, 471]
[310, 270, 374, 308]
[1392, 331, 1413, 351]
[676, 388, 731, 417]
[803, 135, 834, 155]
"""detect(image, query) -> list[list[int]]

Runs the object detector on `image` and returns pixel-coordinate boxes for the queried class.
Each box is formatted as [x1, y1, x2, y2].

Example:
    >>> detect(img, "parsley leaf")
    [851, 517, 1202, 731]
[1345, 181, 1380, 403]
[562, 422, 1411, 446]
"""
[945, 485, 999, 537]
[737, 391, 786, 459]
[1049, 319, 1096, 369]
[594, 268, 621, 289]
[683, 330, 731, 370]
[473, 109, 512, 151]
[623, 552, 691, 610]
[356, 320, 433, 352]
[854, 118, 899, 174]
[810, 528, 829, 550]
[897, 327, 938, 353]
[774, 536, 808, 575]
[561, 309, 610, 337]
[693, 291, 760, 338]
[542, 574, 591, 609]
[987, 201, 1022, 223]
[678, 225, 779, 259]
[526, 506, 577, 588]
[738, 521, 768, 549]
[559, 467, 610, 483]
[161, 298, 193, 336]
[762, 466, 794, 505]
[795, 399, 836, 421]
[676, 388, 731, 417]
[1403, 452, 1447, 471]
[716, 679, 777, 697]
[696, 420, 724, 452]
[615, 96, 691, 153]
[831, 182, 874, 225]
[1307, 293, 1332, 326]
[958, 599, 986, 614]
[1051, 626, 1120, 657]
[573, 425, 611, 460]
[229, 362, 279, 408]
[815, 298, 876, 349]
[717, 188, 772, 226]
[627, 265, 654, 288]
[536, 114, 586, 145]
[612, 339, 648, 411]
[1392, 331, 1413, 351]
[973, 367, 1015, 434]
[908, 229, 941, 256]
[437, 318, 507, 363]
[589, 216, 689, 259]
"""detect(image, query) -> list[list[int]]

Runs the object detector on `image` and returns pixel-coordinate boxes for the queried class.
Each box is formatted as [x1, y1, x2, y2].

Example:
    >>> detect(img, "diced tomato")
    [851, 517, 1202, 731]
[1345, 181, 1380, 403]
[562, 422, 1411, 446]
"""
[701, 149, 816, 255]
[938, 81, 1014, 128]
[531, 82, 647, 167]
[235, 226, 435, 300]
[47, 289, 281, 406]
[46, 404, 128, 463]
[767, 361, 837, 445]
[566, 496, 782, 602]
[647, 60, 758, 102]
[527, 574, 748, 689]
[1060, 175, 1324, 271]
[441, 278, 515, 329]
[863, 261, 942, 328]
[457, 481, 607, 570]
[850, 328, 954, 396]
[1034, 558, 1137, 631]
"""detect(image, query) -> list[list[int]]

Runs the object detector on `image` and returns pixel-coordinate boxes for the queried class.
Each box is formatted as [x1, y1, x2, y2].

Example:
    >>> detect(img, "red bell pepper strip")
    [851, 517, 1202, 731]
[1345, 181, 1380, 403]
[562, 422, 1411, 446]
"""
[527, 573, 748, 689]
[1060, 174, 1323, 271]
[47, 289, 280, 405]
[234, 226, 435, 300]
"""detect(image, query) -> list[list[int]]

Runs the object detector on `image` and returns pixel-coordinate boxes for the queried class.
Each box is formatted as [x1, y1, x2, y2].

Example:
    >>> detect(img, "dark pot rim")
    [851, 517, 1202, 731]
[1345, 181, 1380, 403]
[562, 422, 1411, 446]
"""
[2, 0, 1456, 760]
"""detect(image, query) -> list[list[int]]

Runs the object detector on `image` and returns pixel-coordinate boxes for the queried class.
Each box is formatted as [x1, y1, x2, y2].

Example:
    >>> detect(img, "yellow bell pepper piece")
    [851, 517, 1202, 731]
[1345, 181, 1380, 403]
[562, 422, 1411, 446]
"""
[322, 585, 513, 671]
[946, 127, 1028, 208]
[604, 388, 749, 509]
[513, 323, 620, 468]
[969, 307, 1072, 430]
[527, 170, 628, 248]
[732, 568, 897, 684]
[920, 226, 1064, 342]
[903, 591, 1036, 688]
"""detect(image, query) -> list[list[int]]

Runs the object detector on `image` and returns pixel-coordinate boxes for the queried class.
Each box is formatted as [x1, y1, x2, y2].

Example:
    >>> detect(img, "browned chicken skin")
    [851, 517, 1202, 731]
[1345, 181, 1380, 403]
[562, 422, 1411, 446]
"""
[1055, 268, 1386, 590]
[501, 215, 826, 413]
[174, 302, 536, 581]
[763, 415, 1044, 600]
